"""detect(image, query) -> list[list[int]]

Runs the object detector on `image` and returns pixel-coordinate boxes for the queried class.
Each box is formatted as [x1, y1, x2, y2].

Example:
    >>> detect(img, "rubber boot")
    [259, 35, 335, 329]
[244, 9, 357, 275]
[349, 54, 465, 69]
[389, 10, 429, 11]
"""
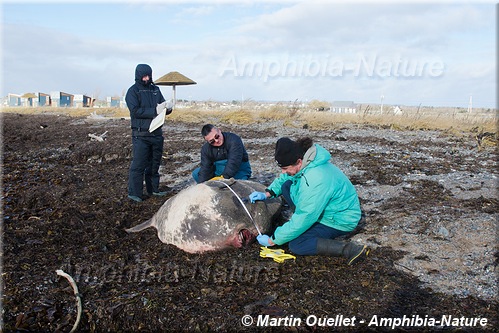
[316, 238, 370, 265]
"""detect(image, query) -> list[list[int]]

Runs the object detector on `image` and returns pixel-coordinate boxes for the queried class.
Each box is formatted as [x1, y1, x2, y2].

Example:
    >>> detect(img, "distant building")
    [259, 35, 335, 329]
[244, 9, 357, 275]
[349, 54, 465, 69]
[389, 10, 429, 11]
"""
[331, 101, 357, 113]
[74, 94, 93, 107]
[50, 91, 74, 107]
[107, 96, 123, 107]
[393, 106, 402, 115]
[8, 93, 21, 106]
[38, 92, 51, 106]
[5, 91, 128, 108]
[21, 93, 39, 107]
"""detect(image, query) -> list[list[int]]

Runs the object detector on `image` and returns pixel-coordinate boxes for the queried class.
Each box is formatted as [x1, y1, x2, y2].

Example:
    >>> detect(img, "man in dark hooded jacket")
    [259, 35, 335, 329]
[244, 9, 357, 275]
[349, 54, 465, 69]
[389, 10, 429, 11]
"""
[192, 124, 252, 183]
[125, 64, 172, 202]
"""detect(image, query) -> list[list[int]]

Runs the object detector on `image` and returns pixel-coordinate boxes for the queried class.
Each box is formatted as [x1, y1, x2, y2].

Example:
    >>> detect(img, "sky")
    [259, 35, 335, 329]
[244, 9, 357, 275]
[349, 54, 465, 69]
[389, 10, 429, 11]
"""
[1, 1, 496, 108]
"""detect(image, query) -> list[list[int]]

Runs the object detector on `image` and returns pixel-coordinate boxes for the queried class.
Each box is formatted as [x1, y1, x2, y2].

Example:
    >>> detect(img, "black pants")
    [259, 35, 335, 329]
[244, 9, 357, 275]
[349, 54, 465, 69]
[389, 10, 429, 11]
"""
[128, 135, 164, 197]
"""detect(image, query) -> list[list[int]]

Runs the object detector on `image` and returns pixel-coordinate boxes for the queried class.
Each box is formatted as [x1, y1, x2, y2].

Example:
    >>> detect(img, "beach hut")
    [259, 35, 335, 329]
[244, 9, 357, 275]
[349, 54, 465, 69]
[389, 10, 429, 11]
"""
[38, 92, 51, 106]
[22, 93, 37, 107]
[50, 91, 74, 107]
[8, 93, 21, 106]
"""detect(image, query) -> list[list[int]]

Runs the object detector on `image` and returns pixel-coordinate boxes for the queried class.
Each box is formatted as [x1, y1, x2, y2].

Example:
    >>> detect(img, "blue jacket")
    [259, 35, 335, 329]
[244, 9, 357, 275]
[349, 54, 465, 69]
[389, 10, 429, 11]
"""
[198, 132, 250, 182]
[125, 64, 165, 136]
[267, 144, 361, 245]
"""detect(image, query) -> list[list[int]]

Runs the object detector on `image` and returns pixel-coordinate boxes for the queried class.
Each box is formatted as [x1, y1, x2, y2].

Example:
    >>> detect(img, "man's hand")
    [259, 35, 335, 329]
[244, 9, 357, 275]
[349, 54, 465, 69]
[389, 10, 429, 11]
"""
[257, 234, 274, 247]
[165, 100, 174, 115]
[249, 191, 266, 203]
[156, 101, 167, 115]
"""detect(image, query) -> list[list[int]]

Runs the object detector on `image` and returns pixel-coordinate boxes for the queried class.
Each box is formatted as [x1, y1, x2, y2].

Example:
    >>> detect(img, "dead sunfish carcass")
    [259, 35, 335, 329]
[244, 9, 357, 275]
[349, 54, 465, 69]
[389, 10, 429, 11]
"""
[125, 179, 282, 253]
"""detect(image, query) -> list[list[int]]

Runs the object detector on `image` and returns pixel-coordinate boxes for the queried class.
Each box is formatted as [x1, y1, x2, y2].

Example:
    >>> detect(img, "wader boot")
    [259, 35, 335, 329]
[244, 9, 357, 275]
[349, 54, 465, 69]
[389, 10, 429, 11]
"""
[316, 238, 370, 265]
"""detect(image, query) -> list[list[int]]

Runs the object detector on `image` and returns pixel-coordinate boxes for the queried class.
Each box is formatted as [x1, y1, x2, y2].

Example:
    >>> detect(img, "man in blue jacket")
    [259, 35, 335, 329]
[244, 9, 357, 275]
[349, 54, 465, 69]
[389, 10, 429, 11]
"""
[192, 124, 252, 183]
[249, 137, 369, 265]
[125, 64, 172, 202]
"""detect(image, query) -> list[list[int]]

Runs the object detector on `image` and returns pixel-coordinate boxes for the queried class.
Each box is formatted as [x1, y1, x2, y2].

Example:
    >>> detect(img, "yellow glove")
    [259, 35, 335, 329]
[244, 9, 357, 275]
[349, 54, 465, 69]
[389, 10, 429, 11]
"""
[210, 176, 224, 181]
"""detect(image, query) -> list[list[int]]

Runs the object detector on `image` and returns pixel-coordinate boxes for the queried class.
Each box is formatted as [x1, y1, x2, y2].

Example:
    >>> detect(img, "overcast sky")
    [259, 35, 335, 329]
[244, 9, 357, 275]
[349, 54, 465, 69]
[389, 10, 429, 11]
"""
[2, 1, 496, 108]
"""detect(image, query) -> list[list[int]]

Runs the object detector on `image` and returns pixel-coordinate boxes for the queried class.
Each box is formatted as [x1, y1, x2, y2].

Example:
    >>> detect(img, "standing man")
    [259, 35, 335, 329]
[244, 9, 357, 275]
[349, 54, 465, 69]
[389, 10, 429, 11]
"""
[125, 63, 172, 202]
[192, 124, 252, 183]
[249, 137, 369, 265]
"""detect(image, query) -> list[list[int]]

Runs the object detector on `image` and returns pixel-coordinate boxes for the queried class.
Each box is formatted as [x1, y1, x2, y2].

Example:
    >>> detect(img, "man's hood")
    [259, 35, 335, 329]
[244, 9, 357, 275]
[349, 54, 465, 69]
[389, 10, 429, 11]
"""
[135, 64, 153, 86]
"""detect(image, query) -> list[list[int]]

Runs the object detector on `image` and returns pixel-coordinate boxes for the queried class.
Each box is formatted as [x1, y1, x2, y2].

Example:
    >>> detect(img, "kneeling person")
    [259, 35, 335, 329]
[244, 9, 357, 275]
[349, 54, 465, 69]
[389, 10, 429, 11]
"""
[249, 137, 369, 265]
[192, 124, 252, 183]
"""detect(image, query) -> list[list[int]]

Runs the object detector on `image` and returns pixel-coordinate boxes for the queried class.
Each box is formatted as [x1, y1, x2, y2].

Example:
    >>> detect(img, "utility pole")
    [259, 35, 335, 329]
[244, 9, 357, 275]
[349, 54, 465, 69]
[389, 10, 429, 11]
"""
[380, 95, 384, 114]
[467, 95, 473, 113]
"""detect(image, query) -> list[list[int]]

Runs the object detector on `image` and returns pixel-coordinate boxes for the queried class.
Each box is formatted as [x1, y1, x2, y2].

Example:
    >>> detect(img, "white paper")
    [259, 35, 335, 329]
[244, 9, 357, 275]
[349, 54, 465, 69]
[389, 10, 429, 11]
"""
[149, 100, 173, 132]
[166, 100, 174, 109]
[156, 100, 167, 114]
[149, 108, 166, 132]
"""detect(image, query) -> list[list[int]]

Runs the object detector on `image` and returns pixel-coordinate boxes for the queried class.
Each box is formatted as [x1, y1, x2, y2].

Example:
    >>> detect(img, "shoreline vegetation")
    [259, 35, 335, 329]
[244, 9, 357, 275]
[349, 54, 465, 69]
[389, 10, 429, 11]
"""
[1, 103, 496, 135]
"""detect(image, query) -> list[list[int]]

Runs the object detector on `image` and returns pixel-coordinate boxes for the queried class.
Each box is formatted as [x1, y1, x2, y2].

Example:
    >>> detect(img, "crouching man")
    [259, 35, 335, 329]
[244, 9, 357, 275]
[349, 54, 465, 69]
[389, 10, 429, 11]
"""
[192, 124, 252, 183]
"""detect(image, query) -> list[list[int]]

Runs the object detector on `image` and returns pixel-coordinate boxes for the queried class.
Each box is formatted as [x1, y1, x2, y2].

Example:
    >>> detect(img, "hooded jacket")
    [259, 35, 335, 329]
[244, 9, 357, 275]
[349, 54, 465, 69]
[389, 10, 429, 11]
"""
[267, 143, 361, 245]
[125, 64, 165, 136]
[197, 132, 250, 182]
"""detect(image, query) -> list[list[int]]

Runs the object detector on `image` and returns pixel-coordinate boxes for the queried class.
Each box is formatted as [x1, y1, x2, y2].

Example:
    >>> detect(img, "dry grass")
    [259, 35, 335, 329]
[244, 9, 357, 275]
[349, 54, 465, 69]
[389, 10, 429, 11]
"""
[1, 105, 496, 135]
[295, 110, 497, 133]
[219, 109, 255, 124]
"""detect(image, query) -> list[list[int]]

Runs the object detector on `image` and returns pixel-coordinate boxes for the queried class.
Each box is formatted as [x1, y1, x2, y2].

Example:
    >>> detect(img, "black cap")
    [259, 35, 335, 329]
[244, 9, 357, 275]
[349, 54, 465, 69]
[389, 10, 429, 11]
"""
[275, 137, 303, 167]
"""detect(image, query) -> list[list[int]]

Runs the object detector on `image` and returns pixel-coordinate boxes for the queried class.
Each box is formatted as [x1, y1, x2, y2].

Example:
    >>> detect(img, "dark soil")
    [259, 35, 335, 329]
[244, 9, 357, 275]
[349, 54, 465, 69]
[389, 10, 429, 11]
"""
[2, 113, 497, 332]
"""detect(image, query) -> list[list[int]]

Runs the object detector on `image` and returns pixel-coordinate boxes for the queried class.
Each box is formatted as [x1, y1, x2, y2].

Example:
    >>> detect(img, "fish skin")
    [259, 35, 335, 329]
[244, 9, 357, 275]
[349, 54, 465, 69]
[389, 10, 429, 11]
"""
[126, 179, 282, 253]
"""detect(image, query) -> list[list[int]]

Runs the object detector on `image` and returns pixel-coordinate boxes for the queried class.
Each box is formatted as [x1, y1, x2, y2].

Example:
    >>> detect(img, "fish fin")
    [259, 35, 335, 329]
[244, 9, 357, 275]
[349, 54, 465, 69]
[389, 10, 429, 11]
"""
[125, 218, 154, 233]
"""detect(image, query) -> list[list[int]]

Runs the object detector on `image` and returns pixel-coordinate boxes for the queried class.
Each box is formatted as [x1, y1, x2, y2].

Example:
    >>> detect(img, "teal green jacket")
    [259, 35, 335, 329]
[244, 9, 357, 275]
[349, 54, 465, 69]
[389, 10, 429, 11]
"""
[267, 144, 361, 245]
